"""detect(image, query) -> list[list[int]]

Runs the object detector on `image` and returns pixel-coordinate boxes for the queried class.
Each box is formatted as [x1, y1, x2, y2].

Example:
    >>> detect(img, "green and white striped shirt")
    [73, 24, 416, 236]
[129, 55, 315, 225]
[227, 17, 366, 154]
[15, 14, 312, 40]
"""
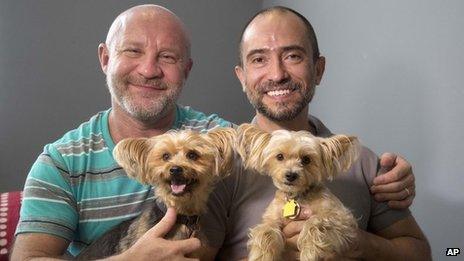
[16, 105, 232, 256]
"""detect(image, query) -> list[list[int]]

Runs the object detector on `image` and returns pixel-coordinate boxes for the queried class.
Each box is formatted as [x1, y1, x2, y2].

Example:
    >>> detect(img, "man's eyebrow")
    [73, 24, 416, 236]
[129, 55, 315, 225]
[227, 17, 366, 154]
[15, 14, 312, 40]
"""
[245, 49, 267, 60]
[281, 45, 307, 54]
[245, 45, 307, 60]
[115, 38, 144, 48]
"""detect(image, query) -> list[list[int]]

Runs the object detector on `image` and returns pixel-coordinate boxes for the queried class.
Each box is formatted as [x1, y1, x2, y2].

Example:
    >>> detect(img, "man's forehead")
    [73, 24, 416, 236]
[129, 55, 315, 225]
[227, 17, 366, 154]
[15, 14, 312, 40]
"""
[107, 7, 189, 49]
[241, 11, 310, 54]
[117, 12, 163, 36]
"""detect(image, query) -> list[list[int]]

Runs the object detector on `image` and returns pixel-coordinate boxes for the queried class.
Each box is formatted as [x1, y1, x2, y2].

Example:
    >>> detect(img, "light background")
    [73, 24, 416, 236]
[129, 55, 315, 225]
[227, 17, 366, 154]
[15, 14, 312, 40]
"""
[1, 1, 463, 259]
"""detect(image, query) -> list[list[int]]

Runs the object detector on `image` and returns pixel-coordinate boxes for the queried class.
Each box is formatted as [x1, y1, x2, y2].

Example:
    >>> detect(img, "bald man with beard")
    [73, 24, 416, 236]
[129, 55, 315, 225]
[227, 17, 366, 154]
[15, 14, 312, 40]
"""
[12, 5, 217, 261]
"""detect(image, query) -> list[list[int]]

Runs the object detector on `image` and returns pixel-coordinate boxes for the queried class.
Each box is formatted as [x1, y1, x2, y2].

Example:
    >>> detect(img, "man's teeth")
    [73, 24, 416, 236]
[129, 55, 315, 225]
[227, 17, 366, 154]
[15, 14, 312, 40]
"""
[267, 89, 291, 97]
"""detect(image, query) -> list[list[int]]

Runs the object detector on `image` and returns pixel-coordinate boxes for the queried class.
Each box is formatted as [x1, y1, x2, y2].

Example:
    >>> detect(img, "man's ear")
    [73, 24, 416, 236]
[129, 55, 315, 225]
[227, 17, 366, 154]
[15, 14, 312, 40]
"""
[236, 124, 271, 173]
[113, 138, 152, 183]
[98, 43, 110, 74]
[235, 65, 247, 92]
[205, 127, 237, 177]
[184, 58, 193, 79]
[319, 135, 359, 180]
[314, 56, 326, 85]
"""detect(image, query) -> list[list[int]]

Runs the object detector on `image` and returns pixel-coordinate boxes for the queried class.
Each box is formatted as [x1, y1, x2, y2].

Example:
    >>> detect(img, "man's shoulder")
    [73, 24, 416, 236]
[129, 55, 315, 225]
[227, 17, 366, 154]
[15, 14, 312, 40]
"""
[43, 110, 114, 170]
[309, 114, 379, 182]
[175, 105, 234, 132]
[308, 114, 378, 170]
[52, 110, 109, 144]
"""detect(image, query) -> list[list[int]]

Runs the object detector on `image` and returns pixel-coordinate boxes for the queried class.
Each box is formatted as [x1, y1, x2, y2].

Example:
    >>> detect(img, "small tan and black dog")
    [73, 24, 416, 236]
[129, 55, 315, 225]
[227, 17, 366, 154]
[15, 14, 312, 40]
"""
[236, 124, 359, 261]
[77, 127, 236, 259]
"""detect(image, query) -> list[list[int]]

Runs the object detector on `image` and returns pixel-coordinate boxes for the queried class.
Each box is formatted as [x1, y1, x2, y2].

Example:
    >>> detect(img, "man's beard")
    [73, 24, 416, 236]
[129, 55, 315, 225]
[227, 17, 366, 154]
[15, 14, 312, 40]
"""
[107, 73, 182, 122]
[245, 79, 315, 121]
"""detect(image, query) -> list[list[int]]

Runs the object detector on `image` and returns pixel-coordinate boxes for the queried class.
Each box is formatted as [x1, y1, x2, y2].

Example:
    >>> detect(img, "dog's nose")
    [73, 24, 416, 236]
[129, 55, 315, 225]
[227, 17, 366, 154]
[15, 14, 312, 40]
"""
[170, 166, 183, 175]
[285, 172, 298, 182]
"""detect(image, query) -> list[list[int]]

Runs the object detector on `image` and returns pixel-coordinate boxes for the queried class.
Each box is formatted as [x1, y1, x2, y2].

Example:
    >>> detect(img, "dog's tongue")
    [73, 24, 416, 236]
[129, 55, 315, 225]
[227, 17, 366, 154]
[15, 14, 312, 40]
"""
[171, 184, 186, 194]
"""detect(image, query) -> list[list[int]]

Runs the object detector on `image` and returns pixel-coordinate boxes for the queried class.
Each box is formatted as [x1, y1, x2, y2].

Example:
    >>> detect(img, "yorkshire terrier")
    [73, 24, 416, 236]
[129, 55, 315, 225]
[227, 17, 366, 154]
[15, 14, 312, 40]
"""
[237, 124, 359, 261]
[77, 127, 236, 259]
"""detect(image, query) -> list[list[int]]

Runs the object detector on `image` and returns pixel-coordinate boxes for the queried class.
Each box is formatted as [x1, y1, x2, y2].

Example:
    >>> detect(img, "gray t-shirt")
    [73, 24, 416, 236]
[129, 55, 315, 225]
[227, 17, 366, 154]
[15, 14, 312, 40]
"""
[201, 115, 410, 260]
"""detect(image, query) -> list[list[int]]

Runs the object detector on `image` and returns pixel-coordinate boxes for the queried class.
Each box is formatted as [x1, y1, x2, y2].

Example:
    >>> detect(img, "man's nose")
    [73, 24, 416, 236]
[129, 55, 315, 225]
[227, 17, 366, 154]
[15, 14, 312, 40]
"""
[137, 56, 164, 79]
[267, 59, 289, 83]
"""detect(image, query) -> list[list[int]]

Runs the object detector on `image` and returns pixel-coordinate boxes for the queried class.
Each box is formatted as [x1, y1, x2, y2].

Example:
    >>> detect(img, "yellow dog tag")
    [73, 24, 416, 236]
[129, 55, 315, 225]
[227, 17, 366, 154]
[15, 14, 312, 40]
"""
[283, 199, 300, 219]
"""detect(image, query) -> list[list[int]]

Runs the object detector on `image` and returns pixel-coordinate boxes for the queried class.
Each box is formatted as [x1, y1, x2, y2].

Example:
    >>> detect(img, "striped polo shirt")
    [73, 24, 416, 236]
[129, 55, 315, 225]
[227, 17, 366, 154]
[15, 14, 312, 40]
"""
[16, 105, 232, 256]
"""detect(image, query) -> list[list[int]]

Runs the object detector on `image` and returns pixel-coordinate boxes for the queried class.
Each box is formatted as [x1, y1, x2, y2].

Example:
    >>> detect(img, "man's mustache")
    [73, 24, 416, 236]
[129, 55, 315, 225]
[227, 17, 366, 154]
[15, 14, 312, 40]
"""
[258, 80, 301, 93]
[124, 76, 169, 89]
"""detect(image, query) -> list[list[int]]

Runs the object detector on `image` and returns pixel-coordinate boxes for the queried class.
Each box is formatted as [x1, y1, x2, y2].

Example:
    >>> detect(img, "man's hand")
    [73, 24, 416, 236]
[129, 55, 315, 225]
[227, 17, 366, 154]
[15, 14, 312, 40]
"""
[282, 208, 365, 261]
[115, 208, 201, 261]
[281, 206, 312, 259]
[371, 153, 415, 209]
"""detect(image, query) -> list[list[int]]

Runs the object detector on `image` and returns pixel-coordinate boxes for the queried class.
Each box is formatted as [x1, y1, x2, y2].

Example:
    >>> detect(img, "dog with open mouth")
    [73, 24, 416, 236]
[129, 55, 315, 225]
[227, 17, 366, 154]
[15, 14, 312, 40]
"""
[236, 124, 359, 261]
[77, 127, 236, 259]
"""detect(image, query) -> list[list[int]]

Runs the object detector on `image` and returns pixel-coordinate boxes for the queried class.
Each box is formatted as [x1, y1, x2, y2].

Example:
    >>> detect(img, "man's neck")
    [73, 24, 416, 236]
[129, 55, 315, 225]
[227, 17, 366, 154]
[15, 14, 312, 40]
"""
[109, 103, 176, 144]
[255, 108, 315, 135]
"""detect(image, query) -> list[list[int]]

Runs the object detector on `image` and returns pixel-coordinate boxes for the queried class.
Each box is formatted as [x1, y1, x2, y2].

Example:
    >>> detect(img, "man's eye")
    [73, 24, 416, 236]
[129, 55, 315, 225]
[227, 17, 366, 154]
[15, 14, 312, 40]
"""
[124, 48, 139, 53]
[123, 49, 141, 57]
[251, 57, 265, 64]
[285, 54, 302, 62]
[160, 54, 177, 64]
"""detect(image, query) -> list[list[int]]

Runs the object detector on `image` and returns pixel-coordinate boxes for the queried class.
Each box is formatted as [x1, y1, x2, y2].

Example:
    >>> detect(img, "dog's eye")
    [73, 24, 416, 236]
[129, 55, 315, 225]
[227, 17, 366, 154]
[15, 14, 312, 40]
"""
[187, 151, 199, 161]
[301, 156, 311, 165]
[162, 153, 170, 161]
[276, 153, 284, 161]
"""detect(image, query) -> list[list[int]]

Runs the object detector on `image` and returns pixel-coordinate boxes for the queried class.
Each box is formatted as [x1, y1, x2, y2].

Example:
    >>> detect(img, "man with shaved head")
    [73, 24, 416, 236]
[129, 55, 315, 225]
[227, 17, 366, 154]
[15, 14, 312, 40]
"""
[203, 6, 429, 260]
[12, 5, 228, 260]
[12, 4, 418, 261]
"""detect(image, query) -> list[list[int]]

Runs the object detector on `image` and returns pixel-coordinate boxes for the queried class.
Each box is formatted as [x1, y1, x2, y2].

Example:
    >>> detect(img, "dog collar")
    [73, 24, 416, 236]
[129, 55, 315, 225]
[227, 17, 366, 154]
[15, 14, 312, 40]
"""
[177, 215, 200, 238]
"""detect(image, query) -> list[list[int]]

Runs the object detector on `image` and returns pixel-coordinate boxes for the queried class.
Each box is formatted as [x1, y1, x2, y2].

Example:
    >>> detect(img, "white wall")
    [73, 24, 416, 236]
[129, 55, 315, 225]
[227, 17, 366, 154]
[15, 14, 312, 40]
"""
[263, 0, 464, 259]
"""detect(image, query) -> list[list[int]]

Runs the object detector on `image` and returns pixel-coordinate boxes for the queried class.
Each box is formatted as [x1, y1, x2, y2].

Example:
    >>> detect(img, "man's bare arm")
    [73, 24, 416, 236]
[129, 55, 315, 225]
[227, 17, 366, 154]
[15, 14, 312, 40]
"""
[348, 215, 431, 261]
[11, 233, 69, 261]
[11, 208, 201, 261]
[282, 209, 431, 260]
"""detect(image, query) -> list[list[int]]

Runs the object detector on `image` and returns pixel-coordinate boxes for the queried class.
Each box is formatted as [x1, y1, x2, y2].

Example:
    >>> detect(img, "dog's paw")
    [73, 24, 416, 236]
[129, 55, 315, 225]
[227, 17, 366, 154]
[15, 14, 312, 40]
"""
[298, 215, 357, 260]
[248, 224, 285, 261]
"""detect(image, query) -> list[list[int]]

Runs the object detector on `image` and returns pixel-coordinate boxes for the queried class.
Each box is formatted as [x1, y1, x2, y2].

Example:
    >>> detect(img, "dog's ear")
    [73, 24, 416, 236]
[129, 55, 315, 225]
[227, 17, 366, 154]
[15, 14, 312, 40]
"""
[319, 135, 359, 180]
[113, 138, 152, 183]
[236, 123, 271, 173]
[206, 127, 237, 177]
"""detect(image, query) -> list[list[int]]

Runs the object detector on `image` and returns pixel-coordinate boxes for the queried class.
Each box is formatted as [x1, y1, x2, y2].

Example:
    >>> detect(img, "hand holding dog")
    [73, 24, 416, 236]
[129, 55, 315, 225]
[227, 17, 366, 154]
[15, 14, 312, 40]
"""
[371, 153, 415, 209]
[283, 210, 365, 261]
[282, 206, 312, 252]
[114, 208, 201, 261]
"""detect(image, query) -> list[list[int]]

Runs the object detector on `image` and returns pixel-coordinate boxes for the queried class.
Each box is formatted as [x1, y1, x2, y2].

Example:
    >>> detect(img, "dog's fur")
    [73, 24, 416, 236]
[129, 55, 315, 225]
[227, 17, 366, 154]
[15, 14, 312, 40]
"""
[237, 124, 359, 261]
[77, 127, 236, 259]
